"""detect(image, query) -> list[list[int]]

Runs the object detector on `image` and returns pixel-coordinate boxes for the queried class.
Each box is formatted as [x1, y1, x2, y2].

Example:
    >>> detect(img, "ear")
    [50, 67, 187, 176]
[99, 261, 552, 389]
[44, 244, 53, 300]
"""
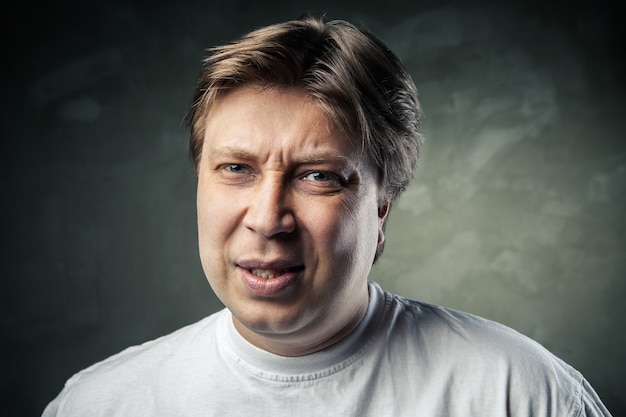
[377, 203, 390, 245]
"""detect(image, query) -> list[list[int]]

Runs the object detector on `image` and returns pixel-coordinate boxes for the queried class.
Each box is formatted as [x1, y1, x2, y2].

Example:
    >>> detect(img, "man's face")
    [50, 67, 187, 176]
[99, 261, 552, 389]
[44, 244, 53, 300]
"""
[196, 85, 387, 355]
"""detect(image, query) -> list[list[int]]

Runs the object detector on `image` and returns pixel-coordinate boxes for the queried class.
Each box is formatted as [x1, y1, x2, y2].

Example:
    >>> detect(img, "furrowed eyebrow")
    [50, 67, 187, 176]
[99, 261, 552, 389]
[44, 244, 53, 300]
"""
[297, 155, 352, 167]
[210, 146, 354, 169]
[210, 147, 256, 161]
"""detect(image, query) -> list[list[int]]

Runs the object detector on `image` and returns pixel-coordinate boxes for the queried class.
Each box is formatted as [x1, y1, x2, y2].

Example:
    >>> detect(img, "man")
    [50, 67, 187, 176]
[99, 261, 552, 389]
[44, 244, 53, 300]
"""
[43, 14, 612, 416]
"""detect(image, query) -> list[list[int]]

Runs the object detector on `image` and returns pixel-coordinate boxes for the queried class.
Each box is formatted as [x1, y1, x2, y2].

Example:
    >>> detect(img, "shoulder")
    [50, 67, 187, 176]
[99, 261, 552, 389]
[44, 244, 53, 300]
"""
[386, 289, 564, 366]
[43, 310, 227, 417]
[378, 288, 602, 416]
[74, 310, 225, 379]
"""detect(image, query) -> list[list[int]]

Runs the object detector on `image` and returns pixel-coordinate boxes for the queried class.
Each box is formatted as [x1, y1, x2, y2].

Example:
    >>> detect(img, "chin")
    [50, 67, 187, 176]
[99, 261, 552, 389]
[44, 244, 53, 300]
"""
[235, 303, 315, 336]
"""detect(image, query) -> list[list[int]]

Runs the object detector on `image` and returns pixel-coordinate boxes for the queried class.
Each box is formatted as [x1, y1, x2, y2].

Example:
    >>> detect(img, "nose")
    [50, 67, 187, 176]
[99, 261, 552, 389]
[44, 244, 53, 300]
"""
[243, 176, 296, 237]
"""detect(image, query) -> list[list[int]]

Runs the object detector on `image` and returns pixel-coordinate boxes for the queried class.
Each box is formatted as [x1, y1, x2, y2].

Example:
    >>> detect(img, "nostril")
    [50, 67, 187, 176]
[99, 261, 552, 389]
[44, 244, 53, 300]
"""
[243, 204, 296, 237]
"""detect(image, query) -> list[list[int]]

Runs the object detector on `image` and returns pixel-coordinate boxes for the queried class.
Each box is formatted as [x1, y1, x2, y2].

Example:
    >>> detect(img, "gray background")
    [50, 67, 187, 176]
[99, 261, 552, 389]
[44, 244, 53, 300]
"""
[3, 0, 624, 416]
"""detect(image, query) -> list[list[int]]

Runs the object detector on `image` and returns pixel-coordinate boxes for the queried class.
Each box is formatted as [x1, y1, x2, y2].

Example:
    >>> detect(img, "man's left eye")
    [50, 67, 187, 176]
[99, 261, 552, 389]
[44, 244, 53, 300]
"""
[225, 164, 248, 173]
[299, 171, 344, 191]
[302, 172, 334, 182]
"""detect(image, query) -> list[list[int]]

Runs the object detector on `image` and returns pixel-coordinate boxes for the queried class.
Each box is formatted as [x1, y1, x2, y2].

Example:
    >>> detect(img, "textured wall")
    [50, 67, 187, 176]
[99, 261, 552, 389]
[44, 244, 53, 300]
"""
[3, 0, 624, 416]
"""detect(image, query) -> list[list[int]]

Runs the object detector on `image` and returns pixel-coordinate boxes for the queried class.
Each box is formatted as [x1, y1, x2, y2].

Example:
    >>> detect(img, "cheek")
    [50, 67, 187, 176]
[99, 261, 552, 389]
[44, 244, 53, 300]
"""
[347, 195, 382, 260]
[196, 187, 214, 246]
[196, 183, 237, 265]
[196, 188, 242, 300]
[307, 197, 380, 264]
[197, 179, 236, 230]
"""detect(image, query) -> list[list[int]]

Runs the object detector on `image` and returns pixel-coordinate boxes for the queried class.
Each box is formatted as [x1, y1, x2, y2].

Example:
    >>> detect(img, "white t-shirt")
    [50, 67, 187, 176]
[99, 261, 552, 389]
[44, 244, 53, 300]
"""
[43, 282, 611, 416]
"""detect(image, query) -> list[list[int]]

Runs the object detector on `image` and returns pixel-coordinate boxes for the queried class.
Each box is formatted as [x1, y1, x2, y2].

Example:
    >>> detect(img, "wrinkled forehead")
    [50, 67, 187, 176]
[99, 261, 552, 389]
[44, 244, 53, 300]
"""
[205, 84, 355, 144]
[205, 86, 348, 149]
[205, 85, 379, 176]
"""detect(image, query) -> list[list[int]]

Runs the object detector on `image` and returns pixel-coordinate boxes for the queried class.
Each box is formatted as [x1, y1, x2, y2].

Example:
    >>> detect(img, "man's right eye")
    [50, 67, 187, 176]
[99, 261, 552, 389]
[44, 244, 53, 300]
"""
[217, 163, 255, 185]
[224, 164, 248, 173]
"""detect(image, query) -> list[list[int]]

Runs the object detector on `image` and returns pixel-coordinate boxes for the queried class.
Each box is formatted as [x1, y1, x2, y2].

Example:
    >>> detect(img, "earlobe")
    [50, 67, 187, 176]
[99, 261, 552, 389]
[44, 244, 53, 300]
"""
[377, 203, 390, 244]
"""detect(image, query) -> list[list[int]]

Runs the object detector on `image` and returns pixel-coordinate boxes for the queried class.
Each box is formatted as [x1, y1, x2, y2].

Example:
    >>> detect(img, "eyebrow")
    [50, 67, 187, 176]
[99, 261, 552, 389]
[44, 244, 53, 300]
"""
[209, 146, 256, 161]
[210, 146, 355, 168]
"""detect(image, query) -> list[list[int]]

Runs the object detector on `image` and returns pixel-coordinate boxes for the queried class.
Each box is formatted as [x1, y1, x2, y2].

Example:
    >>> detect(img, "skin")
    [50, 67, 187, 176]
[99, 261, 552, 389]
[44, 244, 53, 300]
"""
[196, 85, 388, 356]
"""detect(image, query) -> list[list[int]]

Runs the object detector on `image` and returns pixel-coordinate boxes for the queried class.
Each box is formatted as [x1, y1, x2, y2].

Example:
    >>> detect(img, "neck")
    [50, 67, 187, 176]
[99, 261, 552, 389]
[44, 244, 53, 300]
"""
[232, 295, 369, 357]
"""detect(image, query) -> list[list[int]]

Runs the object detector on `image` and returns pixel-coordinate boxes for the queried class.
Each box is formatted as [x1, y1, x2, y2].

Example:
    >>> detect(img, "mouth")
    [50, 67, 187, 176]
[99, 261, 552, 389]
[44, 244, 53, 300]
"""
[236, 259, 305, 280]
[247, 266, 304, 279]
[237, 261, 304, 296]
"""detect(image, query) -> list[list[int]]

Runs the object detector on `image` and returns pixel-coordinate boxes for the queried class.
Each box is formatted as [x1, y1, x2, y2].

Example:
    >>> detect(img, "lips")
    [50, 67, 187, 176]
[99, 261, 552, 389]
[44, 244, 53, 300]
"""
[237, 260, 304, 296]
[248, 266, 304, 279]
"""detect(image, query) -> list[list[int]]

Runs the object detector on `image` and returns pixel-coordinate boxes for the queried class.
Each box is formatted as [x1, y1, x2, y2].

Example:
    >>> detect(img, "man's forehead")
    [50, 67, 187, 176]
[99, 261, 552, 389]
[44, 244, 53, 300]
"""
[206, 84, 349, 130]
[204, 86, 343, 143]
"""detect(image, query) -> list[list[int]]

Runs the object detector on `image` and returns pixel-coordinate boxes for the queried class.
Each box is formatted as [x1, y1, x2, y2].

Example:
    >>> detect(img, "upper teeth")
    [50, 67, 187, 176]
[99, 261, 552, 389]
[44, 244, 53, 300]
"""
[250, 269, 284, 279]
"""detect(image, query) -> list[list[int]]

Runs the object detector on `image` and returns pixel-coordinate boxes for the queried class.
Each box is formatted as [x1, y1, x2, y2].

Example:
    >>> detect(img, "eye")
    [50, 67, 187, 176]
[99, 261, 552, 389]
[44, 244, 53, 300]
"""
[217, 163, 255, 185]
[223, 164, 249, 174]
[302, 171, 333, 182]
[299, 171, 344, 191]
